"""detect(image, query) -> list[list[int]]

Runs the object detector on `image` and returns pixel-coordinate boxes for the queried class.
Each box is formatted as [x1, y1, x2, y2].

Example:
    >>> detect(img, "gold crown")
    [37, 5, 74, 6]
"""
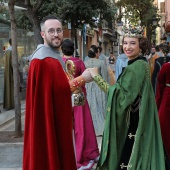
[122, 25, 145, 38]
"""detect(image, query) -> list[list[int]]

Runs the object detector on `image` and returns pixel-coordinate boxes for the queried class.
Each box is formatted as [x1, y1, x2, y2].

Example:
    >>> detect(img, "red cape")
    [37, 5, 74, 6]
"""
[156, 62, 170, 159]
[23, 58, 77, 170]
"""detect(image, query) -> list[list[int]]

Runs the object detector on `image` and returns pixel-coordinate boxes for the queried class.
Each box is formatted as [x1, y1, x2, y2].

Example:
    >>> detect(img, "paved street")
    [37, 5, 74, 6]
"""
[0, 102, 25, 170]
[0, 101, 102, 170]
[0, 143, 23, 169]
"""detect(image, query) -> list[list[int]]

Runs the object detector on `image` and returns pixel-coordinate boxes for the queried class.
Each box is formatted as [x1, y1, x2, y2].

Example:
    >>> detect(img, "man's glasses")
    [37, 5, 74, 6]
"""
[48, 28, 63, 36]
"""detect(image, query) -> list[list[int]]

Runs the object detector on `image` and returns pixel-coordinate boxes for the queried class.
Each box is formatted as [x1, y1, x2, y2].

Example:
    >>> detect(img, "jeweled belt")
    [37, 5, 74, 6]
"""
[166, 84, 170, 87]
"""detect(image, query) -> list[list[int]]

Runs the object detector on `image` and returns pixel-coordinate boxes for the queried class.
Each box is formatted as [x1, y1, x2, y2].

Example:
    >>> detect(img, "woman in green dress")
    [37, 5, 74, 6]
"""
[86, 26, 166, 170]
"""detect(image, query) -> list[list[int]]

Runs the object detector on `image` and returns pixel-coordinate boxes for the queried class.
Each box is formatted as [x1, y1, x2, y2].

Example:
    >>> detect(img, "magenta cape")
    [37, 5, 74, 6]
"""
[23, 58, 77, 170]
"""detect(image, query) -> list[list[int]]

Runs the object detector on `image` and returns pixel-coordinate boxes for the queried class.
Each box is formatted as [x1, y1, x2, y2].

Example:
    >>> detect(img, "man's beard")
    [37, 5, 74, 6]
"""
[46, 38, 62, 49]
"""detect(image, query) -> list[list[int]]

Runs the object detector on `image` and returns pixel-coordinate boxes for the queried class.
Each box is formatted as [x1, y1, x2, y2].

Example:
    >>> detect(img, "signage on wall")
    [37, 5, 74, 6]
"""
[68, 23, 71, 30]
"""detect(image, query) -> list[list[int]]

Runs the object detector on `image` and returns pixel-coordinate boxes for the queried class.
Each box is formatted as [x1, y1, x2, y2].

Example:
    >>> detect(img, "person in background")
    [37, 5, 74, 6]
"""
[26, 50, 33, 63]
[84, 45, 97, 62]
[107, 52, 116, 73]
[157, 43, 164, 57]
[22, 64, 29, 86]
[156, 62, 170, 167]
[3, 38, 14, 110]
[160, 37, 167, 44]
[149, 44, 163, 77]
[85, 26, 166, 170]
[167, 49, 170, 57]
[152, 43, 170, 94]
[115, 48, 128, 80]
[23, 15, 78, 170]
[147, 46, 155, 60]
[61, 39, 99, 170]
[98, 46, 107, 61]
[98, 46, 109, 82]
[84, 46, 107, 65]
[151, 46, 156, 55]
[84, 45, 108, 136]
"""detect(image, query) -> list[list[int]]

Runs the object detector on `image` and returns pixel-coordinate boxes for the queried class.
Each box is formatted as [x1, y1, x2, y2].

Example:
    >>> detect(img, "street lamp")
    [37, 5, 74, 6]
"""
[152, 16, 158, 26]
[151, 16, 159, 45]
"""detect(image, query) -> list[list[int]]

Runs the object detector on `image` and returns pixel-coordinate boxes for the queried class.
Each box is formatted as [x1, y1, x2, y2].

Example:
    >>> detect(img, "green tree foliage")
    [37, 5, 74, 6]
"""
[0, 1, 9, 20]
[54, 0, 117, 47]
[115, 0, 159, 26]
[13, 0, 117, 43]
[14, 0, 55, 44]
[1, 0, 117, 44]
[115, 0, 161, 50]
[56, 0, 117, 28]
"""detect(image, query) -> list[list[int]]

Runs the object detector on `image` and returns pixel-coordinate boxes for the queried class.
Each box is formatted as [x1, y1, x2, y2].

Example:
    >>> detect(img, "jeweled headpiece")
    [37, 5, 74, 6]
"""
[122, 25, 145, 38]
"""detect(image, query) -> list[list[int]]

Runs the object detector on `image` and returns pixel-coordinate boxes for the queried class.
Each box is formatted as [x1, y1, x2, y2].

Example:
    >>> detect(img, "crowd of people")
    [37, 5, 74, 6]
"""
[4, 15, 170, 170]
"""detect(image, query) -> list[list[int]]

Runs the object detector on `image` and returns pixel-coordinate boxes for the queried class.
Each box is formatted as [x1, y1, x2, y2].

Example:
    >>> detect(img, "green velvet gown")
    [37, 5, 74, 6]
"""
[95, 57, 165, 170]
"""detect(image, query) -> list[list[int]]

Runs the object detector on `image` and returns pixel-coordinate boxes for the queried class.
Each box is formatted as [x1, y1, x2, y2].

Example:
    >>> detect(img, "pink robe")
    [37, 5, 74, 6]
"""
[63, 57, 99, 169]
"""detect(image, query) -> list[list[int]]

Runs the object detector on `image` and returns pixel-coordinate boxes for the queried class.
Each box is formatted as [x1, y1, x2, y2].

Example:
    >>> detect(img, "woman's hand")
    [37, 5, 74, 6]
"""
[108, 66, 116, 85]
[82, 69, 93, 83]
[108, 66, 114, 76]
[89, 67, 99, 78]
